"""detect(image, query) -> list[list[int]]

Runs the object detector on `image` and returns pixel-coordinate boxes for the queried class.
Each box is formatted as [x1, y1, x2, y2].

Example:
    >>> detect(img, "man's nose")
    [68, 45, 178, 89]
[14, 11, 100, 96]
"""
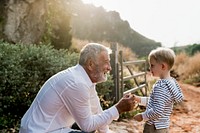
[108, 63, 112, 71]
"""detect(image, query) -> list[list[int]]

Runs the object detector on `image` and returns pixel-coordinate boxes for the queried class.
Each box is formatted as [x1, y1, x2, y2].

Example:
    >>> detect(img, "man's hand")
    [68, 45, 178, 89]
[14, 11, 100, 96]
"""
[133, 94, 141, 103]
[115, 94, 136, 114]
[133, 113, 143, 122]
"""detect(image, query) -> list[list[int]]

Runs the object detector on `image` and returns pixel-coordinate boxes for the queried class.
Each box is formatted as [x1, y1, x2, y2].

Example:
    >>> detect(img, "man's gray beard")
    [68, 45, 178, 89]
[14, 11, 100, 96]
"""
[97, 74, 107, 83]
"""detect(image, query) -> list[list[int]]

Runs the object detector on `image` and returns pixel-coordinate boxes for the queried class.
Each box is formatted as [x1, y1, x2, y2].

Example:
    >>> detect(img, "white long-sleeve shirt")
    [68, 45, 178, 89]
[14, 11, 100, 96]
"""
[20, 64, 119, 133]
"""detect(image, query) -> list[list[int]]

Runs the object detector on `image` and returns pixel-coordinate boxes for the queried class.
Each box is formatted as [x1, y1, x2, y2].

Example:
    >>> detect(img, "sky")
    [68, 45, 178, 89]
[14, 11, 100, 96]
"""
[82, 0, 200, 47]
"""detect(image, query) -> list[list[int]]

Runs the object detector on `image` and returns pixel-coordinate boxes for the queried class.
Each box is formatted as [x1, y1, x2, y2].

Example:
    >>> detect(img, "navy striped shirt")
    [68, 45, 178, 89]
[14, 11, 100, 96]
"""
[142, 78, 184, 129]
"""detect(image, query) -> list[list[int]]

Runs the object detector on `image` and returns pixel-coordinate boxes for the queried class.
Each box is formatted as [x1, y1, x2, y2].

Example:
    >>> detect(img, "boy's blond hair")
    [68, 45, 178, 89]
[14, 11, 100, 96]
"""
[148, 47, 175, 70]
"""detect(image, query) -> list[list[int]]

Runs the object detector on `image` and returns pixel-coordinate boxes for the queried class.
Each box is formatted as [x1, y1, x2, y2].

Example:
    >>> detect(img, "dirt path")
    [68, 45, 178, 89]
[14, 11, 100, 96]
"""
[109, 83, 200, 133]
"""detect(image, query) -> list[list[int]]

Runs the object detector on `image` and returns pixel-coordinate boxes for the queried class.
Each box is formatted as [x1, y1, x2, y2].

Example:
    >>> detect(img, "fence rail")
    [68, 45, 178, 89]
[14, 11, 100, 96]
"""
[123, 84, 146, 95]
[123, 72, 146, 81]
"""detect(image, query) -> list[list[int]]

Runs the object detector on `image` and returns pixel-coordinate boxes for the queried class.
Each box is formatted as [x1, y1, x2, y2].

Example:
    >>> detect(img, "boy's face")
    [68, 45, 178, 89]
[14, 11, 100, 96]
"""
[149, 58, 163, 77]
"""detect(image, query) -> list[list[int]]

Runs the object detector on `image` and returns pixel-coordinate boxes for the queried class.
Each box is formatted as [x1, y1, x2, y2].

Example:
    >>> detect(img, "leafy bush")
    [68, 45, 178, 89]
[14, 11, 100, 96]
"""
[0, 42, 79, 131]
[186, 43, 200, 56]
[96, 75, 114, 109]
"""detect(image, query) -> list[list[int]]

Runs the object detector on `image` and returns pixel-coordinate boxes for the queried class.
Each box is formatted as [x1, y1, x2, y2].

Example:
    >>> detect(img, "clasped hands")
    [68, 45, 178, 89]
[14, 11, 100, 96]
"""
[115, 93, 143, 122]
[115, 93, 137, 114]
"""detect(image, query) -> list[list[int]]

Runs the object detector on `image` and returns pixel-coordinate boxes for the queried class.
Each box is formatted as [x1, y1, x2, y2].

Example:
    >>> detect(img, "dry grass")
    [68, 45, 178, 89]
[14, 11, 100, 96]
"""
[175, 52, 200, 84]
[173, 52, 189, 78]
[184, 52, 200, 78]
[71, 38, 90, 52]
[71, 38, 137, 61]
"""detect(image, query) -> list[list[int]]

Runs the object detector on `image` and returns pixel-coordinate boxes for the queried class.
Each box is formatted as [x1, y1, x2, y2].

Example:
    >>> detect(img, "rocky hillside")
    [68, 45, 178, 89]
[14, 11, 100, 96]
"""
[0, 0, 161, 57]
[70, 0, 161, 57]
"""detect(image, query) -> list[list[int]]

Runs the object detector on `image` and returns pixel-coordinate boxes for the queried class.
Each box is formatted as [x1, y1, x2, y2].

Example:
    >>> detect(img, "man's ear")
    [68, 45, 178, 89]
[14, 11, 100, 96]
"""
[87, 59, 94, 71]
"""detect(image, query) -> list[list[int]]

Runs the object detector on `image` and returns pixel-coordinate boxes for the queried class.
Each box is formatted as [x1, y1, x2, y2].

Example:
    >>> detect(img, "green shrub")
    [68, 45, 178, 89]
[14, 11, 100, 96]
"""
[0, 42, 79, 131]
[96, 75, 114, 109]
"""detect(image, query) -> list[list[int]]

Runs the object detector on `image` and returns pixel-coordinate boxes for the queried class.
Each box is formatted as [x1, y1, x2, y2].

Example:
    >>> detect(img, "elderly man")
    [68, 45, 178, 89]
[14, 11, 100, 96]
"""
[20, 43, 135, 133]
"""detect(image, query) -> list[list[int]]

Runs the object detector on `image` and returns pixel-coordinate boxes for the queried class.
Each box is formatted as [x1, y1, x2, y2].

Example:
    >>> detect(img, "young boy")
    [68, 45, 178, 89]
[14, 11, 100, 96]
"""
[133, 47, 184, 133]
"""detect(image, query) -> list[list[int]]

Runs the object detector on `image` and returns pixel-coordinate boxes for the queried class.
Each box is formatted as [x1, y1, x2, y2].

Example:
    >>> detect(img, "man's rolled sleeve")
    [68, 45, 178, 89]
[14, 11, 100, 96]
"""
[110, 106, 119, 120]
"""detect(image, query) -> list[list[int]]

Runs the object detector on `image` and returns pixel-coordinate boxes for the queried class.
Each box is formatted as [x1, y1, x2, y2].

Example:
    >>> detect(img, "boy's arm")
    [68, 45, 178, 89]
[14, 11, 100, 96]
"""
[133, 95, 149, 122]
[134, 95, 149, 106]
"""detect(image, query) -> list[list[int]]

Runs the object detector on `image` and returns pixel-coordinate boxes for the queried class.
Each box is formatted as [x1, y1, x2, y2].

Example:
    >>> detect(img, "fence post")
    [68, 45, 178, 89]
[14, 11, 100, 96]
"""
[119, 50, 124, 98]
[144, 60, 148, 96]
[110, 43, 120, 103]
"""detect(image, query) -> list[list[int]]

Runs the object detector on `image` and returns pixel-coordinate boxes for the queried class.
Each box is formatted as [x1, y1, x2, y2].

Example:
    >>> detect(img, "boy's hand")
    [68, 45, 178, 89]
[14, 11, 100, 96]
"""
[133, 94, 141, 103]
[133, 113, 143, 122]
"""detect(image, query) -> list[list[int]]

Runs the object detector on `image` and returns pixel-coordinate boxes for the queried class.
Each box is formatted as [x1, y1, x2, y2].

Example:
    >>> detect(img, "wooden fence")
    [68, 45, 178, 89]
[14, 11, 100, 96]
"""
[110, 43, 148, 102]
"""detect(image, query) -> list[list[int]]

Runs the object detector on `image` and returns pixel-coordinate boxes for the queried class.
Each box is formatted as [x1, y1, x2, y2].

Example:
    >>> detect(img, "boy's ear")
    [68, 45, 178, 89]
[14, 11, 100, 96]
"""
[161, 63, 168, 70]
